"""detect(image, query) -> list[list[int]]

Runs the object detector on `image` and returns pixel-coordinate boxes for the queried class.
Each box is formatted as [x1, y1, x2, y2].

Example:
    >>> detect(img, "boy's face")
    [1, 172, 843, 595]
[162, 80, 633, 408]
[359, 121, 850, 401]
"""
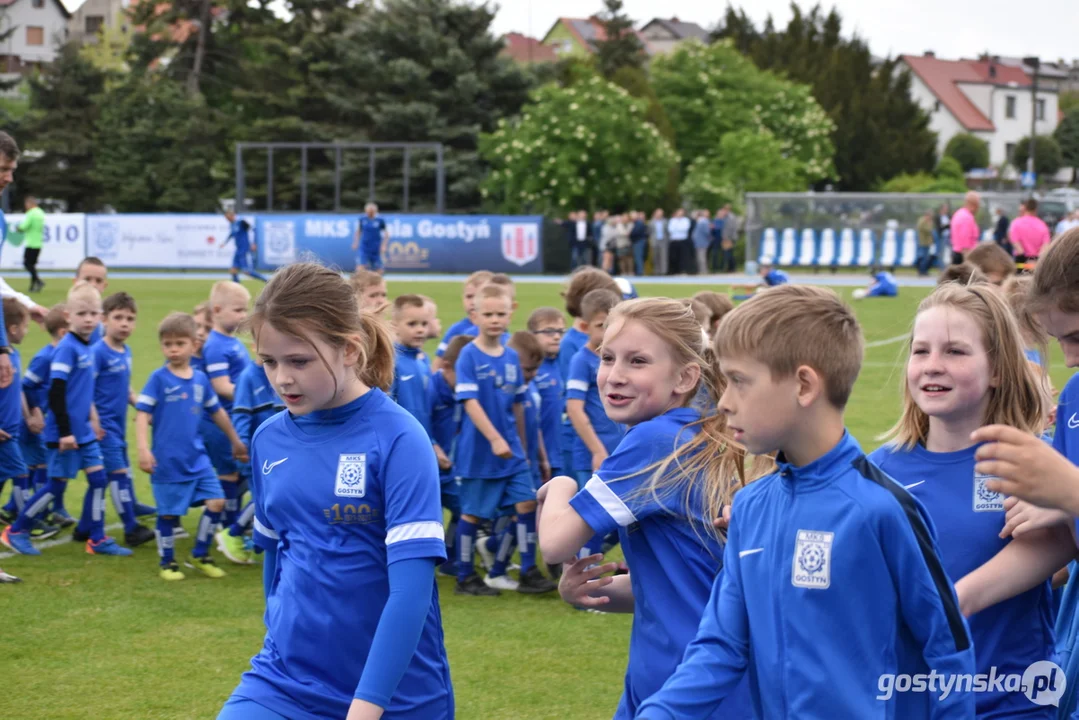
[395, 305, 429, 349]
[424, 302, 441, 339]
[361, 282, 388, 311]
[161, 334, 194, 366]
[7, 316, 28, 345]
[214, 295, 249, 333]
[463, 283, 481, 314]
[585, 311, 608, 349]
[476, 296, 511, 339]
[519, 355, 539, 383]
[717, 354, 800, 456]
[1040, 307, 1079, 368]
[532, 318, 566, 357]
[104, 308, 136, 344]
[67, 297, 102, 339]
[76, 265, 108, 293]
[194, 311, 212, 352]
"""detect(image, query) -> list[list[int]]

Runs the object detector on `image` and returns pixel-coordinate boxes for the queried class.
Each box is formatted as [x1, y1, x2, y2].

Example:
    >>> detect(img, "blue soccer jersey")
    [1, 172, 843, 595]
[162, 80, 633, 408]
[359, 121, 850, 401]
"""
[228, 219, 253, 253]
[391, 344, 433, 439]
[534, 357, 563, 469]
[88, 323, 104, 345]
[435, 317, 474, 358]
[358, 215, 387, 254]
[136, 367, 221, 483]
[522, 380, 541, 469]
[763, 269, 789, 286]
[22, 344, 54, 439]
[0, 348, 22, 437]
[570, 407, 749, 719]
[869, 442, 1054, 719]
[869, 271, 899, 297]
[45, 333, 96, 444]
[566, 345, 625, 471]
[202, 329, 250, 412]
[240, 389, 452, 719]
[454, 342, 526, 480]
[92, 340, 132, 448]
[1057, 374, 1079, 541]
[232, 363, 283, 448]
[558, 327, 589, 462]
[427, 371, 458, 465]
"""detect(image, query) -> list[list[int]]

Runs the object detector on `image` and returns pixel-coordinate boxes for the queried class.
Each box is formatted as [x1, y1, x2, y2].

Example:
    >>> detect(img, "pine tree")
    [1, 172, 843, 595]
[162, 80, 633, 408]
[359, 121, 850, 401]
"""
[593, 0, 644, 78]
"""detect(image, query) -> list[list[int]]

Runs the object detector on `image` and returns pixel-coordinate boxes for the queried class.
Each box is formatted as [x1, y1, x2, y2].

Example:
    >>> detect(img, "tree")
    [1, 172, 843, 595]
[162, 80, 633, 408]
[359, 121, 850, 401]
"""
[879, 156, 967, 193]
[478, 76, 678, 213]
[944, 133, 989, 172]
[593, 0, 644, 79]
[1061, 90, 1079, 117]
[680, 130, 803, 210]
[610, 66, 680, 209]
[1012, 135, 1064, 178]
[1054, 111, 1079, 181]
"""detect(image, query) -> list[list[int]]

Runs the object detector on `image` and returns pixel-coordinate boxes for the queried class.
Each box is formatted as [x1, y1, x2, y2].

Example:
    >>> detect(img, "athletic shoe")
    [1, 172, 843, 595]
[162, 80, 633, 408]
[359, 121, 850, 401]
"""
[546, 562, 563, 581]
[134, 502, 156, 517]
[483, 572, 520, 591]
[0, 527, 39, 556]
[86, 537, 133, 556]
[124, 525, 155, 547]
[438, 560, 457, 577]
[185, 554, 226, 578]
[72, 527, 91, 543]
[455, 573, 500, 596]
[47, 510, 76, 528]
[0, 567, 21, 583]
[0, 508, 15, 525]
[517, 566, 558, 594]
[215, 529, 253, 565]
[474, 530, 495, 571]
[172, 525, 190, 540]
[159, 562, 185, 582]
[29, 520, 60, 541]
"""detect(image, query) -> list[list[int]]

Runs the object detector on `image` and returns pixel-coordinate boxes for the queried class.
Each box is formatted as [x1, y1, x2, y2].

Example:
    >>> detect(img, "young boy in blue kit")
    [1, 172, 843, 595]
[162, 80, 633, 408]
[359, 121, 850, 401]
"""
[390, 295, 451, 469]
[636, 285, 975, 719]
[528, 307, 565, 480]
[428, 334, 470, 576]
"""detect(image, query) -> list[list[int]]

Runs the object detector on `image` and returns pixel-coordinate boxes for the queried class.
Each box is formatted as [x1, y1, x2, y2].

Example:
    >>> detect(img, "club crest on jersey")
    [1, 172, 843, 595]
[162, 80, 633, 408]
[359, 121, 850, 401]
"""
[335, 453, 367, 498]
[973, 472, 1004, 512]
[792, 529, 833, 589]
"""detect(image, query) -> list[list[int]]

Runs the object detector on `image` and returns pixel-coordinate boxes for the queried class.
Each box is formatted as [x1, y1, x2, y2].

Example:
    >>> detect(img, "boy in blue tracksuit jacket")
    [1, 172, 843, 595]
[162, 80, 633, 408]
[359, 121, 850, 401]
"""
[636, 285, 975, 720]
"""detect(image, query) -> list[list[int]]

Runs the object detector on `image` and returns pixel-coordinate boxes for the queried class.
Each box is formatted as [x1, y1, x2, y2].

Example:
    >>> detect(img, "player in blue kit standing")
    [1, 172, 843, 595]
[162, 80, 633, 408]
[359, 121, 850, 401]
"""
[223, 210, 269, 283]
[351, 202, 390, 274]
[217, 262, 453, 720]
[428, 335, 469, 576]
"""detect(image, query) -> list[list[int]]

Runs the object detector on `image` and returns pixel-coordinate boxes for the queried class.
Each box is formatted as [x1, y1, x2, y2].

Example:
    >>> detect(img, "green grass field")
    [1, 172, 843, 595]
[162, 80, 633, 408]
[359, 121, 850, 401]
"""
[2, 277, 1073, 719]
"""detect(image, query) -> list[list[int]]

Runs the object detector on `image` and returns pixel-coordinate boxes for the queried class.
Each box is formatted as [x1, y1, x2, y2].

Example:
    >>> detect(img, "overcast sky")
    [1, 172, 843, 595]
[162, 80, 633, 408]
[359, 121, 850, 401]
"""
[490, 0, 1079, 63]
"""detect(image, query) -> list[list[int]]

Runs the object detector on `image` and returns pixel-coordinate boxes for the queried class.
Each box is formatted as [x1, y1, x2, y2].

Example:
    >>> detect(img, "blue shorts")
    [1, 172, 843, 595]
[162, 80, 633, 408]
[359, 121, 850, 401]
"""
[868, 284, 898, 298]
[202, 422, 238, 477]
[232, 250, 251, 271]
[458, 469, 535, 519]
[357, 248, 383, 271]
[153, 473, 224, 517]
[47, 441, 104, 479]
[531, 469, 543, 491]
[18, 430, 45, 467]
[101, 442, 129, 475]
[440, 472, 460, 514]
[0, 439, 27, 480]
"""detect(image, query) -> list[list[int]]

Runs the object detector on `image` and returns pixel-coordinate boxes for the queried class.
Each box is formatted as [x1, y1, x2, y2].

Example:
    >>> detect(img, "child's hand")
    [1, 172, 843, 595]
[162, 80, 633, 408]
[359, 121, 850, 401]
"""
[1000, 497, 1073, 539]
[138, 449, 156, 474]
[0, 429, 11, 442]
[27, 409, 43, 434]
[540, 459, 551, 484]
[558, 554, 618, 609]
[93, 421, 105, 441]
[232, 441, 249, 463]
[491, 437, 512, 459]
[712, 504, 732, 531]
[59, 435, 78, 451]
[591, 449, 608, 472]
[974, 425, 1079, 514]
[434, 444, 452, 471]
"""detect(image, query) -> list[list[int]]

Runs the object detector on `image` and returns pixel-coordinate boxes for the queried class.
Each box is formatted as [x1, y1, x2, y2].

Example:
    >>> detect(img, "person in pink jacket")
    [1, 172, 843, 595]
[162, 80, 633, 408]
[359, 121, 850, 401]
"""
[1009, 198, 1051, 265]
[949, 191, 981, 264]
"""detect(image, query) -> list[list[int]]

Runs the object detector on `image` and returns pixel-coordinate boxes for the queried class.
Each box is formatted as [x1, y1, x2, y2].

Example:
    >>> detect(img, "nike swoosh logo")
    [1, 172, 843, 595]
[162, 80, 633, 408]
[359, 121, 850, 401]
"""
[262, 458, 288, 474]
[1070, 413, 1079, 430]
[904, 481, 925, 490]
[739, 548, 764, 558]
[476, 364, 490, 371]
[401, 375, 415, 381]
[164, 385, 180, 393]
[254, 387, 265, 395]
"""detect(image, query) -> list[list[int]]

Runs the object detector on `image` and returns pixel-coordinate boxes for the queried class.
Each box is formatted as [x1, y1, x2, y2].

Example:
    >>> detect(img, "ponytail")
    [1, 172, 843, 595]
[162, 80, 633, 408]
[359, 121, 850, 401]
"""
[357, 310, 395, 391]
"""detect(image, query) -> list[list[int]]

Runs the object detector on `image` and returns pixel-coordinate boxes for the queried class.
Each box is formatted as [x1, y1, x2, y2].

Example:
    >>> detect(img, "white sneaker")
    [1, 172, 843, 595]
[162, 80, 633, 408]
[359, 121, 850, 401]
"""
[475, 532, 495, 571]
[173, 526, 191, 540]
[484, 573, 519, 591]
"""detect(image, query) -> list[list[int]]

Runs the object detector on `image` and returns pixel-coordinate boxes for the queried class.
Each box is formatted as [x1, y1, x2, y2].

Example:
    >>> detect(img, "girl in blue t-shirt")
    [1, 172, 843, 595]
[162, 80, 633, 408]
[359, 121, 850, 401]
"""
[871, 282, 1058, 719]
[537, 297, 750, 720]
[217, 262, 452, 720]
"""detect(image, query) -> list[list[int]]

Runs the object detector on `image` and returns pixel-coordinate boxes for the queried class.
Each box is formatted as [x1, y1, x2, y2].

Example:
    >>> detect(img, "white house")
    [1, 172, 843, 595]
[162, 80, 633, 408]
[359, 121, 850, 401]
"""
[899, 52, 1060, 171]
[0, 0, 69, 75]
[638, 17, 709, 56]
[67, 0, 125, 45]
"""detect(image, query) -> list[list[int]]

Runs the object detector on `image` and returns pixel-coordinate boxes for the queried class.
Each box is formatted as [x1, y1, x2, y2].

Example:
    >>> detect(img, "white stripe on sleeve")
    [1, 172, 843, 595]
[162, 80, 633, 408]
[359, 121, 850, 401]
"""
[136, 394, 157, 407]
[50, 362, 72, 374]
[24, 370, 40, 383]
[584, 474, 637, 527]
[386, 521, 444, 546]
[566, 379, 588, 392]
[206, 362, 229, 373]
[253, 516, 279, 540]
[455, 383, 478, 393]
[515, 385, 527, 395]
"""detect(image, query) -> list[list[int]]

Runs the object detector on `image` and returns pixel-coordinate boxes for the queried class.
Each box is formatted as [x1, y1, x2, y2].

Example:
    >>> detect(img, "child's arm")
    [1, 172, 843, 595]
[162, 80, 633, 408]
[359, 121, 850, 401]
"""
[463, 399, 511, 459]
[536, 475, 604, 563]
[566, 398, 606, 469]
[558, 555, 634, 612]
[514, 401, 526, 458]
[210, 376, 236, 403]
[432, 443, 452, 471]
[90, 403, 104, 440]
[537, 429, 550, 483]
[955, 525, 1077, 617]
[211, 407, 249, 463]
[135, 411, 155, 473]
[973, 425, 1079, 516]
[47, 368, 75, 450]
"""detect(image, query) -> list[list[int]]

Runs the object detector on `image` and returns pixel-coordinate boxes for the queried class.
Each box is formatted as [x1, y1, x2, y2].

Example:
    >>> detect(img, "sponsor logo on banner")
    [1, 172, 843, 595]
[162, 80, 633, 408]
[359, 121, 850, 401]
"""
[501, 223, 539, 266]
[263, 220, 297, 266]
[385, 240, 430, 270]
[86, 214, 253, 269]
[1, 213, 86, 270]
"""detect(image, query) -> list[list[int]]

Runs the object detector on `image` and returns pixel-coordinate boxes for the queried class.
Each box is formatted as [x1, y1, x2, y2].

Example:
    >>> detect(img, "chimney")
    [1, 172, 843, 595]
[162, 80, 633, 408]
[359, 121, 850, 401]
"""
[924, 50, 935, 58]
[671, 16, 679, 22]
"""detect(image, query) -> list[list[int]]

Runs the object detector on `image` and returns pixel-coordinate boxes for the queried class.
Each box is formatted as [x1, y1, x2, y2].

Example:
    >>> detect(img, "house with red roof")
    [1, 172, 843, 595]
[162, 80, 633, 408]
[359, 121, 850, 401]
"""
[0, 0, 70, 75]
[900, 52, 1060, 170]
[499, 31, 557, 64]
[541, 16, 649, 58]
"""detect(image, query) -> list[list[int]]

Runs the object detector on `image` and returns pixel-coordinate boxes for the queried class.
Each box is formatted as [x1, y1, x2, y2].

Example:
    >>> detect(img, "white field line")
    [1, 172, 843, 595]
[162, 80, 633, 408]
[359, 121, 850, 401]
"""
[865, 333, 908, 348]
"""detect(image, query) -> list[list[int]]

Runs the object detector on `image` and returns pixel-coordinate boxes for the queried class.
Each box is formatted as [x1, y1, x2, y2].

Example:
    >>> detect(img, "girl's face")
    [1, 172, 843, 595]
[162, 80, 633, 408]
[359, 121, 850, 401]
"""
[257, 322, 360, 415]
[1040, 307, 1079, 368]
[907, 306, 996, 426]
[598, 318, 696, 427]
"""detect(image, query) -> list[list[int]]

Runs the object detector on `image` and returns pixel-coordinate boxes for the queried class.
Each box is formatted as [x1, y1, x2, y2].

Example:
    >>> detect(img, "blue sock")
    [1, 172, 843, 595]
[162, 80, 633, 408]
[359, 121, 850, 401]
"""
[248, 270, 269, 282]
[456, 518, 478, 582]
[31, 467, 46, 492]
[109, 472, 138, 533]
[12, 478, 66, 533]
[231, 272, 240, 282]
[487, 515, 512, 555]
[11, 474, 31, 513]
[229, 501, 254, 536]
[222, 480, 240, 527]
[193, 508, 220, 558]
[517, 511, 537, 572]
[155, 516, 175, 566]
[490, 517, 518, 577]
[85, 469, 109, 542]
[49, 471, 68, 514]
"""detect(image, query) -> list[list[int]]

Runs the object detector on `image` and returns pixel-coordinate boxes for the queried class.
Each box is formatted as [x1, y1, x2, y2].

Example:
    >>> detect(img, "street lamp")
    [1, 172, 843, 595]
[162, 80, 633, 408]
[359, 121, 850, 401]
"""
[1023, 55, 1040, 195]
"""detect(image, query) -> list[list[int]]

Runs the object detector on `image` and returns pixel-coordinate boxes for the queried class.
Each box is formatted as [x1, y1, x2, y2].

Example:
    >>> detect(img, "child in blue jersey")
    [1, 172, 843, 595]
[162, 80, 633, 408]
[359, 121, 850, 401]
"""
[350, 269, 389, 317]
[422, 296, 441, 346]
[136, 312, 246, 581]
[967, 241, 1016, 287]
[390, 295, 448, 466]
[215, 357, 284, 565]
[223, 210, 269, 283]
[636, 285, 976, 719]
[538, 298, 752, 720]
[434, 270, 492, 366]
[429, 335, 470, 576]
[217, 262, 453, 720]
[529, 307, 566, 479]
[192, 302, 211, 375]
[870, 282, 1057, 719]
[852, 268, 899, 299]
[453, 283, 556, 596]
[202, 281, 252, 534]
[510, 332, 550, 489]
[1004, 276, 1051, 369]
[1, 283, 135, 556]
[351, 202, 391, 273]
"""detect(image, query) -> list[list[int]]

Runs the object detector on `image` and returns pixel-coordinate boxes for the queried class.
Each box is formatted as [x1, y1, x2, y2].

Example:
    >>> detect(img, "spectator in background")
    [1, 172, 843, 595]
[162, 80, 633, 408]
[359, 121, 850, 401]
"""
[1009, 198, 1051, 266]
[613, 213, 633, 276]
[650, 209, 668, 276]
[629, 211, 648, 276]
[936, 202, 951, 260]
[1055, 210, 1079, 237]
[667, 208, 691, 275]
[564, 210, 591, 270]
[718, 205, 737, 272]
[18, 195, 44, 293]
[692, 209, 712, 276]
[915, 208, 936, 276]
[592, 210, 608, 267]
[949, 192, 980, 265]
[993, 206, 1012, 255]
[708, 209, 725, 273]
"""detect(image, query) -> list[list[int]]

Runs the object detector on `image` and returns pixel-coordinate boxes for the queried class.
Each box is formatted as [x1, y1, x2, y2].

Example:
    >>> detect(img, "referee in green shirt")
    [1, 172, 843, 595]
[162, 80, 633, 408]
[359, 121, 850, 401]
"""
[18, 194, 44, 292]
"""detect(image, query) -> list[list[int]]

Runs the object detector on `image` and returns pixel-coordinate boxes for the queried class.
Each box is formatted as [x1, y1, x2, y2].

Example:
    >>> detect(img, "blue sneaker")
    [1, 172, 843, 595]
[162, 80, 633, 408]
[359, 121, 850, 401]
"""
[86, 537, 134, 557]
[1, 526, 40, 556]
[438, 559, 457, 577]
[134, 503, 157, 517]
[47, 509, 76, 528]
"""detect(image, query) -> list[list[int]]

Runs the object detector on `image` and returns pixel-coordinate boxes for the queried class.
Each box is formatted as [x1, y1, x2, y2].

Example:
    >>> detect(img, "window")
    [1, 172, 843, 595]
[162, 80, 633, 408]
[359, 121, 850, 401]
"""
[1005, 95, 1016, 119]
[31, 0, 43, 8]
[1036, 99, 1046, 121]
[85, 15, 104, 34]
[1006, 143, 1017, 163]
[26, 26, 43, 45]
[934, 100, 941, 112]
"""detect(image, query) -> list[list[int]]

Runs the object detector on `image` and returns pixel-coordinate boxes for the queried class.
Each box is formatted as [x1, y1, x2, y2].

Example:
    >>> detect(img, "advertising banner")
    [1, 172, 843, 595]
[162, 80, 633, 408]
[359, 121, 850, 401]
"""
[0, 213, 86, 270]
[85, 214, 255, 269]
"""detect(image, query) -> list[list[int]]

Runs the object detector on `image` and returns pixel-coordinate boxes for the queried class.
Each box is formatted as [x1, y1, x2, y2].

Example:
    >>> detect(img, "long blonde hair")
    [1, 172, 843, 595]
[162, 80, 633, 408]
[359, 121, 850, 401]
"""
[882, 282, 1048, 448]
[605, 298, 746, 540]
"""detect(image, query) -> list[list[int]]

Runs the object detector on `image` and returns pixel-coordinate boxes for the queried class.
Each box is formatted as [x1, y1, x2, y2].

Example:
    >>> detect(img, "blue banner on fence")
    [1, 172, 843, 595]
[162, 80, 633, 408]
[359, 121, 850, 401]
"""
[255, 214, 544, 273]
